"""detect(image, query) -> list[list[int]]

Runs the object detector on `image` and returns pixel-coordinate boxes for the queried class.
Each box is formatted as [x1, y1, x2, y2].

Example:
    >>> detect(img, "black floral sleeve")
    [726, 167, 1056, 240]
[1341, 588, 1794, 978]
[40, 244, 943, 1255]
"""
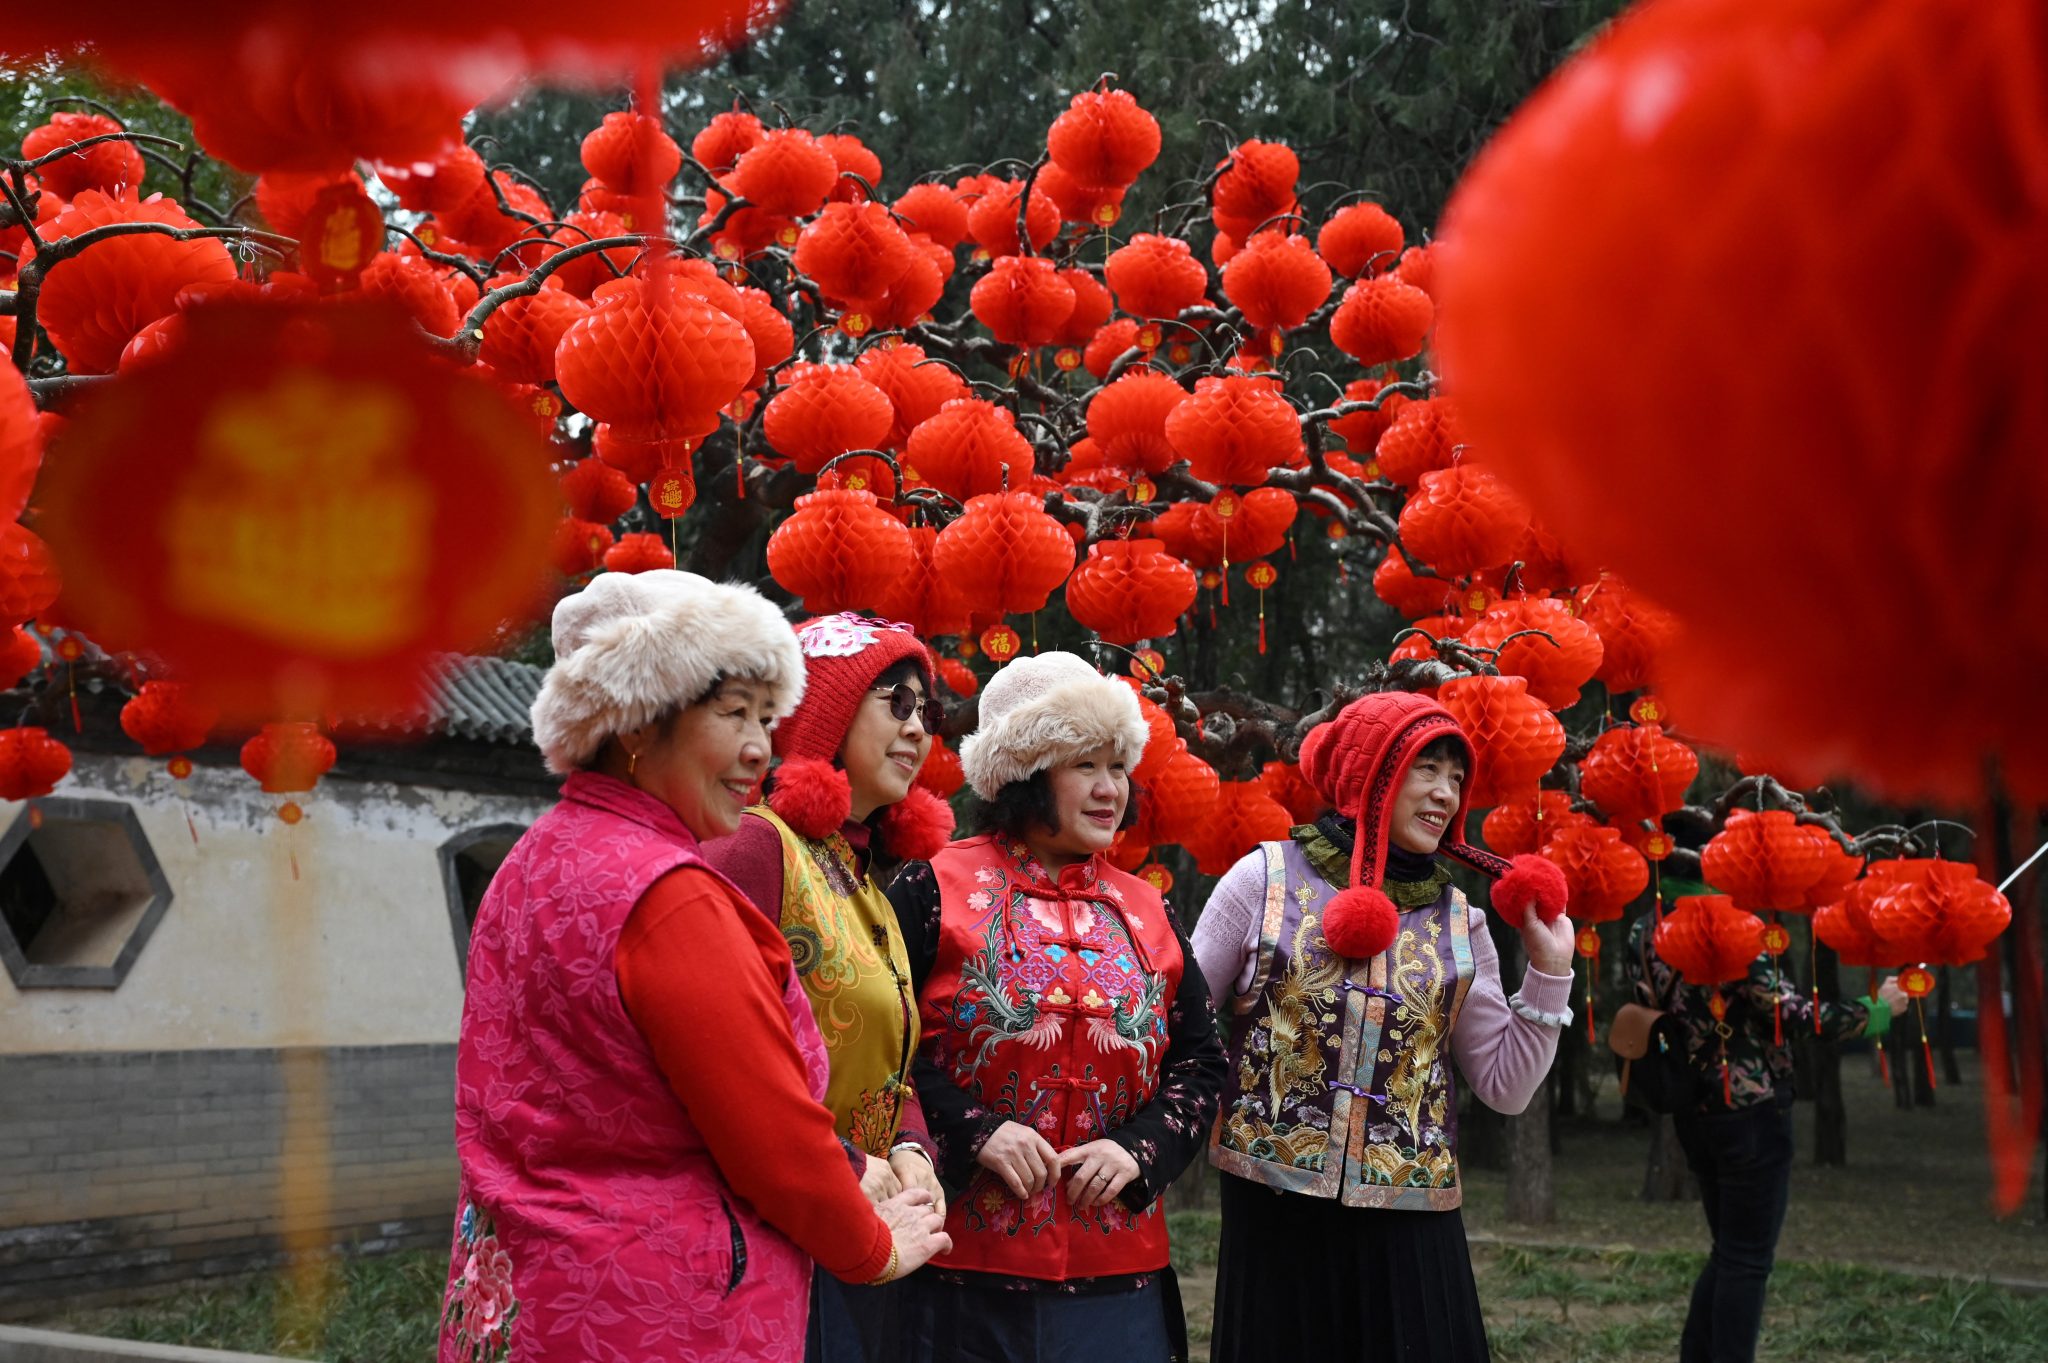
[886, 860, 1008, 1189]
[1107, 904, 1227, 1211]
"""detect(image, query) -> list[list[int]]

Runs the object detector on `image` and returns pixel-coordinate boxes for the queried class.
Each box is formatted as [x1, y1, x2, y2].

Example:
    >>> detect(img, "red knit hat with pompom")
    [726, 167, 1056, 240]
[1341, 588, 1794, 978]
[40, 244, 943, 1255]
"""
[1297, 690, 1566, 959]
[766, 613, 955, 858]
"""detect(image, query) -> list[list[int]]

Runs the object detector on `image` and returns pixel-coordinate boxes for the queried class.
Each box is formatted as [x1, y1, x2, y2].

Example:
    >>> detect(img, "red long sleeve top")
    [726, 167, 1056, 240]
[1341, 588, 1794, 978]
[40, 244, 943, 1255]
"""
[615, 865, 892, 1284]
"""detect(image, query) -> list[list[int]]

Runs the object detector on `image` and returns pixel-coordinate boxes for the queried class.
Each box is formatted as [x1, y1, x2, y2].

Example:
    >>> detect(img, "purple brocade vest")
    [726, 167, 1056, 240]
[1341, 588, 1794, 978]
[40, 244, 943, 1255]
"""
[1209, 838, 1475, 1209]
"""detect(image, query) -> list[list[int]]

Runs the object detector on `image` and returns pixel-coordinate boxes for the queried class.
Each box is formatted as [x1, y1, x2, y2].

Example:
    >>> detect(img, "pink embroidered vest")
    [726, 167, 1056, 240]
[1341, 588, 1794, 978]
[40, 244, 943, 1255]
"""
[438, 772, 826, 1363]
[918, 835, 1182, 1281]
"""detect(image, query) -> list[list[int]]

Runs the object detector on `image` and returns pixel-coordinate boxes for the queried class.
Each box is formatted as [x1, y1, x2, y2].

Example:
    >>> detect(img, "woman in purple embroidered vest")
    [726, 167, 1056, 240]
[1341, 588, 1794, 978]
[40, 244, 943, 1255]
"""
[438, 571, 950, 1363]
[1190, 689, 1576, 1361]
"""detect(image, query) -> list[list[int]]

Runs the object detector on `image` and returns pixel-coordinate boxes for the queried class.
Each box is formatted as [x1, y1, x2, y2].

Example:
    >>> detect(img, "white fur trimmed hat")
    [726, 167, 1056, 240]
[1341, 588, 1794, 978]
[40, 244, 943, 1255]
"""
[530, 570, 805, 776]
[959, 651, 1149, 800]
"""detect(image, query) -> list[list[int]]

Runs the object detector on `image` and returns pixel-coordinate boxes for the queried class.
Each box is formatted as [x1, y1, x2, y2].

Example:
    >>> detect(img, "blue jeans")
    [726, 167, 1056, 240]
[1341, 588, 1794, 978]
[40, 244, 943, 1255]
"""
[1673, 1096, 1796, 1363]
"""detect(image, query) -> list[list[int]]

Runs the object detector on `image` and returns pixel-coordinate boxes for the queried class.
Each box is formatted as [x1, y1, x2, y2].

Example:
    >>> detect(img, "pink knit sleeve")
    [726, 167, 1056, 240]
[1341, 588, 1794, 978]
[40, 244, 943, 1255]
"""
[1191, 850, 1268, 1008]
[1450, 905, 1574, 1116]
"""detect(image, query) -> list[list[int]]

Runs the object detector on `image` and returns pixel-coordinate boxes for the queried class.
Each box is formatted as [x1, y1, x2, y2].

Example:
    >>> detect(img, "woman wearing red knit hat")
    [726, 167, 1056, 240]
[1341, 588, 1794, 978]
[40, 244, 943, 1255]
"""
[702, 611, 957, 1363]
[1190, 688, 1575, 1362]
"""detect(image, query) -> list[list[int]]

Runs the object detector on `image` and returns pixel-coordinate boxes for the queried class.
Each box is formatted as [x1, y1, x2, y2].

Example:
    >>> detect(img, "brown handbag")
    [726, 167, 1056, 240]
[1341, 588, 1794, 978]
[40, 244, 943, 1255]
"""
[1608, 926, 1699, 1112]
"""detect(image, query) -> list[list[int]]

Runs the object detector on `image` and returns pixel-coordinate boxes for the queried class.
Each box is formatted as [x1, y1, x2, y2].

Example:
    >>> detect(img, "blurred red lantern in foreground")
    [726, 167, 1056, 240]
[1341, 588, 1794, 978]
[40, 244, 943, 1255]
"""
[1436, 0, 2048, 799]
[38, 302, 559, 723]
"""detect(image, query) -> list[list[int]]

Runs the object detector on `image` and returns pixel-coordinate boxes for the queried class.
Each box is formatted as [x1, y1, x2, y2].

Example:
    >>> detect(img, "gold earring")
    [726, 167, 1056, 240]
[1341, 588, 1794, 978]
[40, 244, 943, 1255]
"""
[628, 748, 639, 777]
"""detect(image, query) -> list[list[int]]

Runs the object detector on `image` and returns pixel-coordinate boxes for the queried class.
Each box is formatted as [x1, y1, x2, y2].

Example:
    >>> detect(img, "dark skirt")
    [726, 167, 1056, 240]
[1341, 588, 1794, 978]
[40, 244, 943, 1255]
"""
[1210, 1174, 1491, 1363]
[903, 1271, 1179, 1363]
[806, 1271, 901, 1363]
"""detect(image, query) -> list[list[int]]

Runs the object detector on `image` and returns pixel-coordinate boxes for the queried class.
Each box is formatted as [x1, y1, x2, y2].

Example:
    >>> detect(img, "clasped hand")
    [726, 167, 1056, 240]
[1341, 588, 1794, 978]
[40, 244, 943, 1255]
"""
[975, 1120, 1140, 1210]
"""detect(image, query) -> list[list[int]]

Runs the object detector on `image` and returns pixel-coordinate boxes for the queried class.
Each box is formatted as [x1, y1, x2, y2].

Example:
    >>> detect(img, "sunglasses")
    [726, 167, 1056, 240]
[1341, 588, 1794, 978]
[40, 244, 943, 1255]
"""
[875, 682, 945, 735]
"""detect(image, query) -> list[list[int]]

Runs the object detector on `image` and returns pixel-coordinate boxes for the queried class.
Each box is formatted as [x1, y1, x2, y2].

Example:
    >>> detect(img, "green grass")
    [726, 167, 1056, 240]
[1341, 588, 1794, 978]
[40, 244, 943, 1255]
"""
[40, 1230, 2048, 1363]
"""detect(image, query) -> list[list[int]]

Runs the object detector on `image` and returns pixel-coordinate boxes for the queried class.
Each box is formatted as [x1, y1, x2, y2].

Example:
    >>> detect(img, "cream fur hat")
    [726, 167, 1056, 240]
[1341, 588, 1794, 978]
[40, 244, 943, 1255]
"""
[530, 570, 805, 776]
[959, 651, 1149, 800]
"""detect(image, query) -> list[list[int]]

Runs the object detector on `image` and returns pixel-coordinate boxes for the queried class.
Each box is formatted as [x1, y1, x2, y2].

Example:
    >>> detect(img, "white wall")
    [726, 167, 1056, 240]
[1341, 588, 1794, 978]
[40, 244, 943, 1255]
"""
[0, 752, 550, 1055]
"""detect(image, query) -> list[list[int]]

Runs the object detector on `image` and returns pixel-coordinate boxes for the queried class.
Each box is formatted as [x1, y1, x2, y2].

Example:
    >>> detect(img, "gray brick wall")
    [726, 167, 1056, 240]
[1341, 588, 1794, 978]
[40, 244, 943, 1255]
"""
[0, 1046, 458, 1317]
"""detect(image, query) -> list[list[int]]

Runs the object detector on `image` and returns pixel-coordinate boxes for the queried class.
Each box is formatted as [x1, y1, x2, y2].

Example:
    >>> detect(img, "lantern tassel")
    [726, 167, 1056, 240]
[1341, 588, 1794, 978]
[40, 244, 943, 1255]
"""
[1812, 932, 1823, 1035]
[1877, 1033, 1891, 1087]
[736, 451, 746, 499]
[1720, 1046, 1732, 1107]
[67, 663, 80, 733]
[1771, 941, 1784, 1047]
[1917, 998, 1937, 1092]
[1586, 947, 1597, 1046]
[1257, 592, 1267, 655]
[670, 516, 679, 568]
[186, 806, 199, 847]
[1220, 521, 1231, 606]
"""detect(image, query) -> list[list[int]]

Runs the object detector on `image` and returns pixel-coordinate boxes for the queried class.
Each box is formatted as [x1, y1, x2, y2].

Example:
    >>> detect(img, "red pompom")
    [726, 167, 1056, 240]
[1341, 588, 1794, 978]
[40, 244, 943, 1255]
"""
[1322, 886, 1400, 959]
[877, 784, 956, 861]
[1492, 852, 1569, 929]
[766, 755, 851, 839]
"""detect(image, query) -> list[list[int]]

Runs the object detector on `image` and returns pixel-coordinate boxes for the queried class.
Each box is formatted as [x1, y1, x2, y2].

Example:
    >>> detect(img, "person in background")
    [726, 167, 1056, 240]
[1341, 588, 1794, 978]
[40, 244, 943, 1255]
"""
[439, 572, 949, 1363]
[703, 612, 956, 1363]
[888, 651, 1226, 1363]
[1625, 889, 1907, 1363]
[1192, 688, 1575, 1363]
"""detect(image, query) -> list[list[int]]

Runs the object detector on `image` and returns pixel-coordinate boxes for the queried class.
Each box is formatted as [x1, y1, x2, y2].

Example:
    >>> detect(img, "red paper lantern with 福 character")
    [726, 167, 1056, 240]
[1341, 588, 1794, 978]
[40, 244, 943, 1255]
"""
[122, 680, 221, 843]
[37, 302, 560, 726]
[1543, 822, 1648, 1041]
[1863, 859, 2012, 1091]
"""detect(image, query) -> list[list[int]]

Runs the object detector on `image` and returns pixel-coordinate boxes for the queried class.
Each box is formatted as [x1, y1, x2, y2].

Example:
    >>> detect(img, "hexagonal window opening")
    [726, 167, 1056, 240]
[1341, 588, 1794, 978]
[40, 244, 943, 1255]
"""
[441, 823, 528, 983]
[0, 798, 173, 990]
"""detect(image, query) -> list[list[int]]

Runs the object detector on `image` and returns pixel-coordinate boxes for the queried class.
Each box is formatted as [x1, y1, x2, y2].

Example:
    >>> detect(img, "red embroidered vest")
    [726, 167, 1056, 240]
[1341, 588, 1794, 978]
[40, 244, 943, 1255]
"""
[917, 834, 1183, 1281]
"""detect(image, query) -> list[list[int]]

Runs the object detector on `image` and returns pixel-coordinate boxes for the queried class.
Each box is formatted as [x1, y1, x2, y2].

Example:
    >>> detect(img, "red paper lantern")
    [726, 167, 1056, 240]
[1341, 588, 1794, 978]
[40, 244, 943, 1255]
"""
[891, 182, 970, 249]
[933, 493, 1076, 614]
[916, 737, 965, 799]
[22, 112, 144, 198]
[1700, 809, 1831, 913]
[31, 190, 239, 375]
[356, 252, 461, 338]
[239, 721, 336, 794]
[580, 112, 682, 194]
[724, 129, 839, 217]
[0, 627, 42, 689]
[603, 532, 673, 574]
[1372, 398, 1463, 489]
[1047, 87, 1161, 191]
[1052, 269, 1114, 349]
[559, 458, 636, 525]
[1316, 202, 1404, 279]
[1035, 162, 1127, 228]
[874, 524, 974, 639]
[1397, 466, 1532, 577]
[902, 398, 1035, 500]
[554, 269, 756, 464]
[1328, 276, 1434, 368]
[1813, 864, 1910, 969]
[1260, 760, 1324, 824]
[971, 255, 1077, 348]
[1578, 578, 1680, 694]
[1174, 488, 1298, 569]
[1655, 894, 1765, 986]
[1371, 552, 1453, 620]
[1211, 139, 1299, 242]
[794, 201, 915, 314]
[297, 180, 386, 291]
[1461, 597, 1604, 710]
[478, 279, 589, 385]
[1436, 674, 1566, 809]
[0, 362, 42, 525]
[1578, 723, 1699, 824]
[1436, 0, 2048, 799]
[1085, 369, 1187, 475]
[120, 680, 219, 755]
[766, 487, 915, 615]
[1222, 229, 1333, 340]
[552, 517, 614, 577]
[936, 655, 978, 698]
[1188, 779, 1293, 875]
[0, 522, 62, 628]
[0, 726, 71, 800]
[1394, 243, 1437, 297]
[1802, 838, 1864, 913]
[857, 343, 969, 450]
[965, 178, 1061, 259]
[690, 110, 763, 175]
[1480, 790, 1578, 857]
[763, 364, 896, 474]
[1064, 539, 1198, 644]
[1865, 859, 2012, 966]
[1104, 235, 1210, 320]
[373, 142, 487, 216]
[1545, 823, 1650, 923]
[38, 302, 558, 722]
[1164, 375, 1305, 487]
[1147, 741, 1221, 845]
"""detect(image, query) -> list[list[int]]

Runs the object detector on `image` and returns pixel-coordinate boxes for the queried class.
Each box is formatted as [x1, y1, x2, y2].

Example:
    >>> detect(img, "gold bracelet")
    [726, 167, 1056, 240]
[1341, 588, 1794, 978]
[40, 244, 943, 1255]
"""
[867, 1241, 900, 1286]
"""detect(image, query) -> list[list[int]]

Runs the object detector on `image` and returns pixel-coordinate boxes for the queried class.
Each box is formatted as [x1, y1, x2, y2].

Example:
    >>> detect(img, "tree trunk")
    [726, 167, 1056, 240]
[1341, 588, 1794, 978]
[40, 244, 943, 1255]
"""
[1640, 1114, 1693, 1202]
[1505, 1075, 1555, 1225]
[1811, 940, 1849, 1164]
[1938, 965, 1962, 1086]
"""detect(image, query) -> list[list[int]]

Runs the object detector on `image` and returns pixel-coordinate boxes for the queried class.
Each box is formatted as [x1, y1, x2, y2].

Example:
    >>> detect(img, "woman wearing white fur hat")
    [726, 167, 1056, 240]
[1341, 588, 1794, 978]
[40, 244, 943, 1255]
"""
[885, 651, 1226, 1363]
[437, 572, 949, 1363]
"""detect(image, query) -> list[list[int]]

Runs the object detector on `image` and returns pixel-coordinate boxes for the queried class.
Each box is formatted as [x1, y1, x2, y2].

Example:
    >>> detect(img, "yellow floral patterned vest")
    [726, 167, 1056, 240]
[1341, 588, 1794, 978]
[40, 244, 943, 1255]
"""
[754, 806, 921, 1156]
